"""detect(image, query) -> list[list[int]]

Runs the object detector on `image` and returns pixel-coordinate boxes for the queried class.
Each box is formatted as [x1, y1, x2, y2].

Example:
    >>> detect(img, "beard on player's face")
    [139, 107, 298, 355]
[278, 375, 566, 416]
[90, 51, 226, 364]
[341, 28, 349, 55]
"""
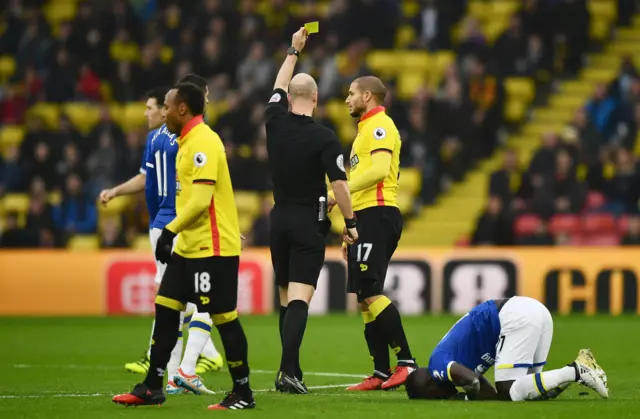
[349, 100, 366, 118]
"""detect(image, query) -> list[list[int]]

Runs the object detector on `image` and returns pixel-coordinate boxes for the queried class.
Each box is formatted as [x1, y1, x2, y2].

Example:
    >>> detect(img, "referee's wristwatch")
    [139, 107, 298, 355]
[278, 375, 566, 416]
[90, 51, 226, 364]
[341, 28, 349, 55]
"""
[287, 46, 300, 57]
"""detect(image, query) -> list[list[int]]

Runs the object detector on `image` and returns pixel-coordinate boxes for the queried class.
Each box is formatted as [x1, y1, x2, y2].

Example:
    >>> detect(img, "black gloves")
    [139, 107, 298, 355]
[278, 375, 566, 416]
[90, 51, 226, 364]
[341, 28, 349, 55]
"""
[155, 228, 177, 265]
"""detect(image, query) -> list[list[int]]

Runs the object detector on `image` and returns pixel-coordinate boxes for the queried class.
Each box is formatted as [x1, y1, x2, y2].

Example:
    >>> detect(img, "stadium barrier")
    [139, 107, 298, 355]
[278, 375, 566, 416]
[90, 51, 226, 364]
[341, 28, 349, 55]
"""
[0, 248, 639, 316]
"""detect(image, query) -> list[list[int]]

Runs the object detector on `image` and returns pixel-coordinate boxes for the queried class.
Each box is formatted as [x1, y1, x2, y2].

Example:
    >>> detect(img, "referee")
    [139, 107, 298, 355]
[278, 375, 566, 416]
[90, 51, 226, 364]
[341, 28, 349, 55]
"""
[266, 28, 358, 394]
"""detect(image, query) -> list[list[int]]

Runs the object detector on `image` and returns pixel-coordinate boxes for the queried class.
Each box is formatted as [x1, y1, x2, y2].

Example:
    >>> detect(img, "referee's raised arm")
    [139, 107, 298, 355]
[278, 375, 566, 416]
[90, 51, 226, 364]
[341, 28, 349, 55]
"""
[265, 28, 357, 394]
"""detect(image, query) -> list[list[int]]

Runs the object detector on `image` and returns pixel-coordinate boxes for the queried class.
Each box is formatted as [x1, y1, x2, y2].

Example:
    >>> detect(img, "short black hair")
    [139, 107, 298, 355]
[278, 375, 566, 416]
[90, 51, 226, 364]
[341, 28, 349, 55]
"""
[173, 82, 205, 116]
[177, 73, 208, 90]
[146, 87, 169, 106]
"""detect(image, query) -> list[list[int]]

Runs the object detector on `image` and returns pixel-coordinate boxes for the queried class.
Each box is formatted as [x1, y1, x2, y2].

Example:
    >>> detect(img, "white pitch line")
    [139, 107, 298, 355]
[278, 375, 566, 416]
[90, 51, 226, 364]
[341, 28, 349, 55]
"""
[9, 365, 366, 379]
[0, 384, 358, 399]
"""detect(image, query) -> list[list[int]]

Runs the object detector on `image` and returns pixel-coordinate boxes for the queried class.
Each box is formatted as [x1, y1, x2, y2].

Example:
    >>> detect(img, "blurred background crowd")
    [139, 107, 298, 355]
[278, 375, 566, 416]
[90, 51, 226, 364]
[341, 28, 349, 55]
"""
[0, 0, 639, 250]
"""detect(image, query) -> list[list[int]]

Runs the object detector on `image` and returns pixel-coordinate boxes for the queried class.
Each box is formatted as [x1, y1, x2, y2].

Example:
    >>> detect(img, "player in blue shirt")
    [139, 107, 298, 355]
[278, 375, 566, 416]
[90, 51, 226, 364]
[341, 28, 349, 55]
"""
[404, 296, 609, 401]
[99, 76, 224, 395]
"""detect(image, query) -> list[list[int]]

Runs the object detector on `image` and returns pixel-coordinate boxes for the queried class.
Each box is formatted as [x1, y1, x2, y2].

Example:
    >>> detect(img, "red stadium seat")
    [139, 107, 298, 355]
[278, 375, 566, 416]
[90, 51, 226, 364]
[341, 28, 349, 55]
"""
[581, 213, 616, 235]
[548, 214, 580, 235]
[580, 234, 620, 246]
[618, 215, 630, 234]
[454, 235, 471, 247]
[584, 190, 607, 211]
[514, 214, 542, 237]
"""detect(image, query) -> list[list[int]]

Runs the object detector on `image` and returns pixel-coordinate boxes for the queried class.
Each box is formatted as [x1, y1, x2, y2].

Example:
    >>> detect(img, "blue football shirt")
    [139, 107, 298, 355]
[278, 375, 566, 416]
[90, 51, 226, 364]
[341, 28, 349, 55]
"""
[428, 300, 502, 382]
[143, 124, 178, 230]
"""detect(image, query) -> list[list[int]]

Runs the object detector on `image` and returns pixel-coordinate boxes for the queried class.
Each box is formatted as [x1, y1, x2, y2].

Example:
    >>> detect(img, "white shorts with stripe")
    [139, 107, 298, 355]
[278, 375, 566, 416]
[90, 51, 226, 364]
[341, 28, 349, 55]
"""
[494, 296, 553, 382]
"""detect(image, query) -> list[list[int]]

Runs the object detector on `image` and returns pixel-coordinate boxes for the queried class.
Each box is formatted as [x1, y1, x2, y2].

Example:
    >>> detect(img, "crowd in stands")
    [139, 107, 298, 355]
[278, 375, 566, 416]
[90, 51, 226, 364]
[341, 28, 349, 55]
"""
[474, 55, 640, 247]
[0, 0, 633, 249]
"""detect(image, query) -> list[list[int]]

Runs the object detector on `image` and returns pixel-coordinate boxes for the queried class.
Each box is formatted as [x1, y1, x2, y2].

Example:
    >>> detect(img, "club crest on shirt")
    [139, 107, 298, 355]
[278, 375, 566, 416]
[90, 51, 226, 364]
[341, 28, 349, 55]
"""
[269, 93, 281, 103]
[373, 127, 387, 140]
[194, 152, 207, 167]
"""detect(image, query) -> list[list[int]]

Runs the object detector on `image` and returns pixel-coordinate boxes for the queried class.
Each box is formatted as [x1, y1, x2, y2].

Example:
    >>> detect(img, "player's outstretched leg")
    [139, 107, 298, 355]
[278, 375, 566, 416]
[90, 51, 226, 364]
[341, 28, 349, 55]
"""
[113, 301, 182, 406]
[367, 296, 416, 390]
[347, 308, 391, 391]
[174, 309, 216, 395]
[207, 310, 255, 410]
[508, 349, 608, 401]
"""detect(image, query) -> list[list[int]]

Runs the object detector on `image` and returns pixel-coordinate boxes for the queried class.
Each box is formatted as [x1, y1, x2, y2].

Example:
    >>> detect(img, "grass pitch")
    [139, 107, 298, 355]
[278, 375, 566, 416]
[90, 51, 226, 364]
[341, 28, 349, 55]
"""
[0, 315, 637, 418]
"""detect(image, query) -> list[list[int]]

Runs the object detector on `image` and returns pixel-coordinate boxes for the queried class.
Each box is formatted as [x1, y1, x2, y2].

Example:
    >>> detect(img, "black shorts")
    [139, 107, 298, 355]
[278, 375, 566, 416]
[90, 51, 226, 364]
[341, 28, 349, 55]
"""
[270, 205, 330, 289]
[158, 253, 239, 314]
[347, 206, 402, 302]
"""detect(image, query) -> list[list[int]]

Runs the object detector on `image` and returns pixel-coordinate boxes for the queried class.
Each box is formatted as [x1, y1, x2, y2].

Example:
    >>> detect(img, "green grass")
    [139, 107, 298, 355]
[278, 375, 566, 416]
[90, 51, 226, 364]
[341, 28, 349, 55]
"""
[0, 315, 637, 418]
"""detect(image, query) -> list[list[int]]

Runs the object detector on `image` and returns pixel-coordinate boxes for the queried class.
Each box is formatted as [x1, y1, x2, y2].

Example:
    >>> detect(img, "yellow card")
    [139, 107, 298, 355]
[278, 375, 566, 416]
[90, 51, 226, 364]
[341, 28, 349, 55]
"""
[304, 21, 319, 34]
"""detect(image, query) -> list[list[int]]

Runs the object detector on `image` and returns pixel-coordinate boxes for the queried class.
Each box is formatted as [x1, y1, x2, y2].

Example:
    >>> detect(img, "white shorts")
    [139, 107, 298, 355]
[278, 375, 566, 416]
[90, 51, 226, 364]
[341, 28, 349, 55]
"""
[149, 228, 177, 285]
[494, 296, 553, 382]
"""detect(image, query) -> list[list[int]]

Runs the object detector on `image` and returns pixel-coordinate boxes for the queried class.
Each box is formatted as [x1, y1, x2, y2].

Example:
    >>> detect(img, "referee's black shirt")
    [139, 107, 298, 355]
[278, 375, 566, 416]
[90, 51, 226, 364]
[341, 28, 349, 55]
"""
[265, 88, 347, 207]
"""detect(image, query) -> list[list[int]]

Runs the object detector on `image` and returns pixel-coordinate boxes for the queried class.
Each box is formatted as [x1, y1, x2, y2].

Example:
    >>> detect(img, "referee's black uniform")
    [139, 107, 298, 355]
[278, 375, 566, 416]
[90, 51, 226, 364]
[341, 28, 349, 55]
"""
[265, 87, 347, 289]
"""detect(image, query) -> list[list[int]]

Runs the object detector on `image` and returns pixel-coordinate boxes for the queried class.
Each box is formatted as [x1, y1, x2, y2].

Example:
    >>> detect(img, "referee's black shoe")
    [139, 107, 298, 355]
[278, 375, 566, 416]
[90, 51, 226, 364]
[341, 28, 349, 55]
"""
[275, 371, 308, 394]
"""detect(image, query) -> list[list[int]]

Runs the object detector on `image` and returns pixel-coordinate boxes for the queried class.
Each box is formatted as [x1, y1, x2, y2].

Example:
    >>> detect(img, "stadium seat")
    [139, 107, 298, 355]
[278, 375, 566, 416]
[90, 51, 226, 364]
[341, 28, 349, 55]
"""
[504, 99, 527, 123]
[0, 125, 25, 149]
[67, 235, 99, 250]
[617, 215, 630, 234]
[238, 213, 254, 234]
[1, 194, 29, 215]
[533, 108, 574, 124]
[48, 191, 62, 206]
[235, 191, 261, 216]
[580, 234, 620, 246]
[120, 102, 146, 131]
[395, 25, 417, 48]
[587, 0, 617, 22]
[133, 234, 152, 251]
[27, 103, 60, 129]
[98, 196, 130, 214]
[591, 16, 612, 40]
[559, 81, 594, 96]
[514, 214, 542, 237]
[366, 51, 400, 77]
[505, 78, 535, 104]
[581, 213, 616, 234]
[397, 191, 414, 214]
[548, 95, 587, 110]
[580, 67, 617, 84]
[400, 51, 431, 73]
[63, 103, 101, 134]
[548, 214, 581, 235]
[583, 191, 607, 211]
[398, 72, 427, 100]
[0, 55, 16, 83]
[398, 167, 422, 197]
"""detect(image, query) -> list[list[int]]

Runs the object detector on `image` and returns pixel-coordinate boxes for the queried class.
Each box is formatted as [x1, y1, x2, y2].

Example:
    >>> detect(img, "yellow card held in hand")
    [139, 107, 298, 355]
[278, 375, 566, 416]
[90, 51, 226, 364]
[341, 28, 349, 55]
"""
[304, 21, 319, 34]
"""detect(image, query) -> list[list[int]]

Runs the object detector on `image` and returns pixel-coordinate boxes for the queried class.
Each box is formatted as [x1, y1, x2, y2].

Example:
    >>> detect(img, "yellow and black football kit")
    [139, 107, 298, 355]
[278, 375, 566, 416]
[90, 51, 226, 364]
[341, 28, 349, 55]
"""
[346, 106, 403, 302]
[157, 115, 240, 315]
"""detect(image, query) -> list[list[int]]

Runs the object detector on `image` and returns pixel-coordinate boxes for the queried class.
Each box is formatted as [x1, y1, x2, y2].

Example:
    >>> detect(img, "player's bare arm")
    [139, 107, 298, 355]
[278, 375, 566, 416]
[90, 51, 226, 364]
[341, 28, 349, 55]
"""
[99, 174, 146, 206]
[331, 179, 358, 244]
[449, 362, 499, 400]
[273, 28, 308, 92]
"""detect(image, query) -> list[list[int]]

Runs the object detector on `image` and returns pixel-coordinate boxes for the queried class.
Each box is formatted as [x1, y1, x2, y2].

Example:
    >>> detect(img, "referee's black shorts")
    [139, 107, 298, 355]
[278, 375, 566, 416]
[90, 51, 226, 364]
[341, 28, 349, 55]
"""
[270, 205, 330, 289]
[347, 206, 402, 302]
[157, 253, 239, 314]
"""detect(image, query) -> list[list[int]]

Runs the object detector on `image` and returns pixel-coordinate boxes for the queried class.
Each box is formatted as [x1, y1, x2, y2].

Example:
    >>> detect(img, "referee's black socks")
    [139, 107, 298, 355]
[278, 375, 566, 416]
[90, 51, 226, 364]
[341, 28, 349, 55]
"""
[215, 313, 252, 396]
[279, 299, 309, 378]
[279, 305, 303, 380]
[362, 311, 391, 377]
[369, 296, 414, 363]
[143, 303, 181, 389]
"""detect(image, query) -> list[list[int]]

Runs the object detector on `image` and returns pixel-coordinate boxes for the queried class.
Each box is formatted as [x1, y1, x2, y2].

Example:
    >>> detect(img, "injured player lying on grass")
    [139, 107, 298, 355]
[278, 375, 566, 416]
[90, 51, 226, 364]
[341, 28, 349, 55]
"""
[405, 296, 609, 401]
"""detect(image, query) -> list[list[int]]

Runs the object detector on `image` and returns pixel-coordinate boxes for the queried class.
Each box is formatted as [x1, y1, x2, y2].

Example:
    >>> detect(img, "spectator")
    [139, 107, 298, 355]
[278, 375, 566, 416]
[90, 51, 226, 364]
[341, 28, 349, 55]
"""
[413, 0, 453, 51]
[237, 41, 274, 96]
[0, 86, 27, 124]
[248, 198, 272, 246]
[603, 148, 640, 214]
[99, 217, 129, 248]
[489, 148, 524, 209]
[517, 221, 554, 246]
[25, 178, 57, 247]
[471, 195, 514, 246]
[493, 15, 527, 76]
[1, 146, 25, 194]
[608, 56, 639, 102]
[86, 131, 120, 198]
[622, 215, 640, 245]
[56, 143, 85, 185]
[52, 173, 98, 240]
[550, 149, 586, 214]
[26, 141, 57, 190]
[0, 212, 30, 248]
[529, 132, 560, 176]
[76, 64, 102, 101]
[45, 48, 76, 103]
[585, 83, 618, 141]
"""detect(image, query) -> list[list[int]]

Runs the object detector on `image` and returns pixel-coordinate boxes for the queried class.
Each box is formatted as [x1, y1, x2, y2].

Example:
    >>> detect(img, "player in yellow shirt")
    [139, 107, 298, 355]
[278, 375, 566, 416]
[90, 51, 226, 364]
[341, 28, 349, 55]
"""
[113, 83, 254, 410]
[330, 76, 416, 392]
